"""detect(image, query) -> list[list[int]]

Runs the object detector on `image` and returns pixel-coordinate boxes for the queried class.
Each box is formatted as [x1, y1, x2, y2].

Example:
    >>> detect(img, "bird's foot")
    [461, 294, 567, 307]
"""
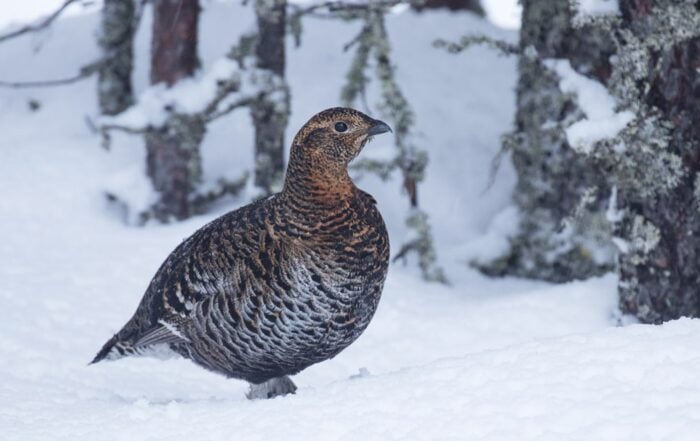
[246, 376, 297, 400]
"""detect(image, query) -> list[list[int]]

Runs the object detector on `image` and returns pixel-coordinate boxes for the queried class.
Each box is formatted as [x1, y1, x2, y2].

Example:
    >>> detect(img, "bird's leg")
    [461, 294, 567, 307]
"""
[246, 376, 297, 400]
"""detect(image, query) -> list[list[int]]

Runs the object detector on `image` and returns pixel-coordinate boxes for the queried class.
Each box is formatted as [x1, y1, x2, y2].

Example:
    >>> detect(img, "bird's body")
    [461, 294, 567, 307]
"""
[93, 108, 391, 398]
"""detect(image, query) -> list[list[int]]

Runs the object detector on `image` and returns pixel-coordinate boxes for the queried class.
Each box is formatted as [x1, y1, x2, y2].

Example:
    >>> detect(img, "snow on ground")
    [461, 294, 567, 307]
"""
[2, 2, 700, 440]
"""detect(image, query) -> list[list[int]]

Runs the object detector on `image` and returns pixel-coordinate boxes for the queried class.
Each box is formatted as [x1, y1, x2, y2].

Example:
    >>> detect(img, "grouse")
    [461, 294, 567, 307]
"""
[92, 107, 392, 399]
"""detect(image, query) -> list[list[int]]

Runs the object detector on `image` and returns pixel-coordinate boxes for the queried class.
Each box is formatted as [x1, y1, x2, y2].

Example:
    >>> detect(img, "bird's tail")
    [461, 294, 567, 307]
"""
[90, 333, 136, 364]
[90, 321, 186, 364]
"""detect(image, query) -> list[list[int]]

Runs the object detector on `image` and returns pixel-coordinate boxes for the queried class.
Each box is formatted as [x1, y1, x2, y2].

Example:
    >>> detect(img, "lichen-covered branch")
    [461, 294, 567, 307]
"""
[339, 9, 446, 283]
[289, 0, 417, 20]
[467, 0, 618, 282]
[340, 21, 372, 108]
[433, 34, 520, 56]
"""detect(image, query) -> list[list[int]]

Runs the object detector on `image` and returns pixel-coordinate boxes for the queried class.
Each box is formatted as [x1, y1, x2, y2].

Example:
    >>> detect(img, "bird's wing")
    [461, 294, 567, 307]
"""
[121, 199, 274, 343]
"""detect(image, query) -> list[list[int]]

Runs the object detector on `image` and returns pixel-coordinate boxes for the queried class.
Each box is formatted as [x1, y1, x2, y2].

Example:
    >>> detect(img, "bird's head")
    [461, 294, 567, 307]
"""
[289, 107, 392, 170]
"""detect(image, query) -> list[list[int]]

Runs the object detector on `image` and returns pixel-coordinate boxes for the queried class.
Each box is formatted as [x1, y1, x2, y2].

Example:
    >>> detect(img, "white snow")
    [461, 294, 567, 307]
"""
[2, 2, 700, 440]
[102, 161, 158, 224]
[573, 0, 620, 23]
[483, 0, 522, 29]
[0, 0, 97, 30]
[547, 59, 633, 154]
[606, 185, 624, 224]
[103, 57, 241, 128]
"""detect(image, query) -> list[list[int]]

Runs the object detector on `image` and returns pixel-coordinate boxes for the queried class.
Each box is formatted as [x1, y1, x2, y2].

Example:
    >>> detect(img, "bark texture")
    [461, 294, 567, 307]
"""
[98, 0, 136, 115]
[251, 0, 290, 196]
[478, 0, 616, 282]
[150, 0, 200, 86]
[614, 0, 700, 323]
[146, 0, 204, 221]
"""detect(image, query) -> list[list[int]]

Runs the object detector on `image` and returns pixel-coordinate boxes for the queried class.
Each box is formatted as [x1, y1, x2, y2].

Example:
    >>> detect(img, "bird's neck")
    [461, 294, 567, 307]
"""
[281, 151, 356, 210]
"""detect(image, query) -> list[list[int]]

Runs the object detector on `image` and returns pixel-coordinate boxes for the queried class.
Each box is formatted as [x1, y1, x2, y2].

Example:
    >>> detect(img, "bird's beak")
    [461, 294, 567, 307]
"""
[366, 120, 392, 136]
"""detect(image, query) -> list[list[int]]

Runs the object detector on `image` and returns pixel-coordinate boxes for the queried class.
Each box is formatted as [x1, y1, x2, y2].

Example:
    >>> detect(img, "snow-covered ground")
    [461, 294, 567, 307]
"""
[2, 2, 700, 440]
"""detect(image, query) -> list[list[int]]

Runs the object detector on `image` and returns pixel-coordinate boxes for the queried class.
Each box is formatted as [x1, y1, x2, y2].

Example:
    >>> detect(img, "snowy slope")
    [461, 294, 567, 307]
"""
[10, 314, 700, 441]
[2, 2, 699, 440]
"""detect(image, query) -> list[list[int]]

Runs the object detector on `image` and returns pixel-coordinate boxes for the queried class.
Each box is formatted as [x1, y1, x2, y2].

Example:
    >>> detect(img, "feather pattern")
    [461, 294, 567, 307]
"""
[92, 108, 391, 389]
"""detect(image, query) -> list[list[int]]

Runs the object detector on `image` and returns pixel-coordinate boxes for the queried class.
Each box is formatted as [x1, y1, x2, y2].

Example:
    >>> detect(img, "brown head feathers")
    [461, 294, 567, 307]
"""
[283, 107, 392, 201]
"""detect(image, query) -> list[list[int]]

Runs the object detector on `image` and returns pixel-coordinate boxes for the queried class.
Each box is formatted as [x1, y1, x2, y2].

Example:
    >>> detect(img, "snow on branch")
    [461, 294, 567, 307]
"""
[570, 0, 620, 26]
[103, 58, 240, 128]
[545, 59, 633, 155]
[99, 56, 283, 146]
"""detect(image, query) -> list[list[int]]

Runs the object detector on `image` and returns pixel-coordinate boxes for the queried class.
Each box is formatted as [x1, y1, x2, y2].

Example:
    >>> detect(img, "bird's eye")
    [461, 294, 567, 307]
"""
[334, 122, 348, 132]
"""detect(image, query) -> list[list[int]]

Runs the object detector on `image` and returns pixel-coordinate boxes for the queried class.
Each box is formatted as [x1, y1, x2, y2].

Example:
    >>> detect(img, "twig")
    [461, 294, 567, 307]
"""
[190, 173, 249, 210]
[288, 0, 414, 20]
[0, 59, 103, 88]
[433, 35, 520, 56]
[202, 75, 244, 116]
[98, 121, 152, 150]
[205, 95, 257, 122]
[392, 239, 420, 264]
[100, 123, 151, 135]
[0, 0, 80, 44]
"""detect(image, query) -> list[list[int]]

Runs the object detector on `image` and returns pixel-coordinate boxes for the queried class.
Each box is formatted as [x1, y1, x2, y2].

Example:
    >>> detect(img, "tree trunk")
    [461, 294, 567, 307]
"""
[477, 0, 616, 282]
[146, 0, 204, 221]
[98, 0, 136, 116]
[251, 0, 290, 196]
[615, 1, 700, 323]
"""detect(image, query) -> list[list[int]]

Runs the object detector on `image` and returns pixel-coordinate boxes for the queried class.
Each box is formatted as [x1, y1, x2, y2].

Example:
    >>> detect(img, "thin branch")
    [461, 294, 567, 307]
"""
[0, 0, 80, 44]
[100, 123, 151, 135]
[205, 95, 257, 122]
[98, 121, 152, 150]
[288, 0, 415, 20]
[433, 35, 520, 56]
[99, 81, 258, 139]
[202, 76, 244, 116]
[189, 173, 249, 210]
[0, 59, 103, 88]
[392, 239, 420, 264]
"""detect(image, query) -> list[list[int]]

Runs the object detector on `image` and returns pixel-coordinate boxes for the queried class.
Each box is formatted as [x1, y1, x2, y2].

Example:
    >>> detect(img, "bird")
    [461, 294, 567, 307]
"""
[92, 107, 392, 399]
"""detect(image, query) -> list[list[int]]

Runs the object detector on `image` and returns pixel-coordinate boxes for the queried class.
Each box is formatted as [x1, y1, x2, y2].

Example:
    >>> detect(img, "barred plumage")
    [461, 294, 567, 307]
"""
[92, 108, 391, 399]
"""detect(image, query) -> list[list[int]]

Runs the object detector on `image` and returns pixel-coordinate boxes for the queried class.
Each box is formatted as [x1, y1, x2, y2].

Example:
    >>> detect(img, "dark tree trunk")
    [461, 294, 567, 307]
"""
[98, 0, 136, 115]
[150, 0, 199, 86]
[251, 0, 290, 196]
[616, 1, 700, 323]
[146, 0, 204, 222]
[477, 0, 616, 282]
[414, 0, 484, 15]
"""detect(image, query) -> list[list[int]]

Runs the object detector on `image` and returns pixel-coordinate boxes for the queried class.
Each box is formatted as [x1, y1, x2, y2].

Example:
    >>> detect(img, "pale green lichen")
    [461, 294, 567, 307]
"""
[471, 0, 618, 282]
[339, 8, 445, 283]
[627, 215, 661, 266]
[98, 0, 138, 115]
